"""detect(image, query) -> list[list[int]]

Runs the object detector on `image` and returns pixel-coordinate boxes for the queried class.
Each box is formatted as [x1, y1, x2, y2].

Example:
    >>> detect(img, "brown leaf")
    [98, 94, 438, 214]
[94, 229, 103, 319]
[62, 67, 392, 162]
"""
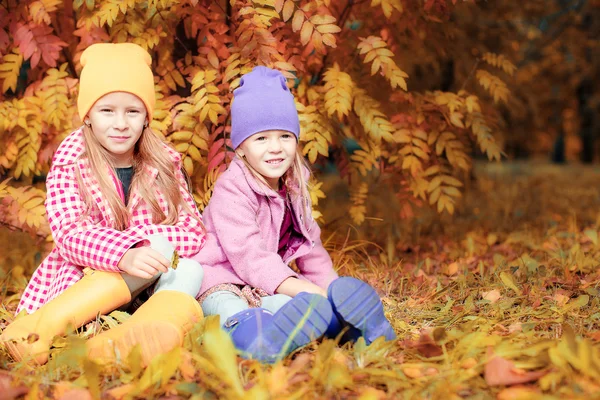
[484, 353, 547, 386]
[402, 330, 443, 358]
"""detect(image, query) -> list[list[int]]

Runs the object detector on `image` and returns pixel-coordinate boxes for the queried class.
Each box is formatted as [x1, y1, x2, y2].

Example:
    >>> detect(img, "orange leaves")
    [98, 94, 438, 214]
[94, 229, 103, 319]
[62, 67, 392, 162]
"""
[0, 48, 23, 93]
[290, 10, 340, 50]
[357, 36, 408, 91]
[29, 0, 62, 25]
[467, 112, 502, 161]
[323, 63, 354, 119]
[482, 52, 516, 77]
[370, 0, 403, 19]
[394, 128, 429, 176]
[353, 88, 395, 143]
[0, 180, 48, 232]
[13, 22, 67, 68]
[476, 69, 510, 104]
[429, 130, 470, 170]
[426, 173, 463, 214]
[349, 182, 368, 225]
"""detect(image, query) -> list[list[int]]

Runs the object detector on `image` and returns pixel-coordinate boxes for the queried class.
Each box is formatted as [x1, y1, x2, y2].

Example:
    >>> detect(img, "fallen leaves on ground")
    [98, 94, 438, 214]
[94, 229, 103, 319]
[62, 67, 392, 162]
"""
[1, 162, 600, 398]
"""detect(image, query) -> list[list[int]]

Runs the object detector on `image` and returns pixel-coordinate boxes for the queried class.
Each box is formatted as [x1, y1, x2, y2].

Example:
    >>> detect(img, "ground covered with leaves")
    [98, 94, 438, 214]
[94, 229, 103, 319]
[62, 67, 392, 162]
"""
[1, 161, 599, 399]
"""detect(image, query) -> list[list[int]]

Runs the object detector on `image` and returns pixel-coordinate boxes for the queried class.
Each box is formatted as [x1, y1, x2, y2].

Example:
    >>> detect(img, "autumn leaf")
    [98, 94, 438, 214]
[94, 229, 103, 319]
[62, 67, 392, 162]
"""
[485, 351, 547, 386]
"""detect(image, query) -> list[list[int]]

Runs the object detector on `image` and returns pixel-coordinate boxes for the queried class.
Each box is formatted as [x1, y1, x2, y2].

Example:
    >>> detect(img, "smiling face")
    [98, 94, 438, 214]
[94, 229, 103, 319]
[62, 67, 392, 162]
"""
[85, 91, 148, 167]
[237, 129, 298, 191]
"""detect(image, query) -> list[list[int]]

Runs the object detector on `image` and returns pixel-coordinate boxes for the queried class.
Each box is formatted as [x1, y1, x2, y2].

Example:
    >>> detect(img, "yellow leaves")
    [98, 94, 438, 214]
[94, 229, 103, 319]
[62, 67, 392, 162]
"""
[37, 63, 71, 130]
[350, 141, 380, 176]
[482, 52, 516, 77]
[297, 100, 333, 163]
[0, 182, 47, 231]
[499, 271, 522, 296]
[357, 36, 408, 91]
[349, 182, 368, 225]
[432, 131, 470, 170]
[291, 10, 340, 50]
[353, 88, 394, 143]
[468, 112, 502, 161]
[0, 48, 23, 93]
[476, 69, 510, 104]
[202, 317, 245, 396]
[91, 0, 137, 28]
[548, 325, 600, 381]
[134, 347, 182, 394]
[426, 173, 463, 214]
[323, 63, 354, 119]
[191, 69, 226, 125]
[370, 0, 402, 19]
[309, 180, 325, 220]
[156, 51, 186, 91]
[395, 128, 430, 176]
[29, 0, 61, 25]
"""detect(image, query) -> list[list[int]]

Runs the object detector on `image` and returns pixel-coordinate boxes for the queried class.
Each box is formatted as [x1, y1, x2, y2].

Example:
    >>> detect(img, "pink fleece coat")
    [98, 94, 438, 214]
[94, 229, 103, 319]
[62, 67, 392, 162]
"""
[17, 128, 206, 314]
[193, 157, 338, 296]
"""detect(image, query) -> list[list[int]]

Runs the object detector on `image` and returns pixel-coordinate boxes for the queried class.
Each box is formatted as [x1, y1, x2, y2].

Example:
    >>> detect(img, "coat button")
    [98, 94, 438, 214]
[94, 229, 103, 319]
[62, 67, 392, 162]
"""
[311, 241, 315, 247]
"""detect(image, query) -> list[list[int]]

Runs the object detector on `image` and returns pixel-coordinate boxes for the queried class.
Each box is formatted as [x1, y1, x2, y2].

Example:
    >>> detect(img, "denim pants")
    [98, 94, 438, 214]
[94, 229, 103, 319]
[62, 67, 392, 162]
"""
[201, 290, 292, 325]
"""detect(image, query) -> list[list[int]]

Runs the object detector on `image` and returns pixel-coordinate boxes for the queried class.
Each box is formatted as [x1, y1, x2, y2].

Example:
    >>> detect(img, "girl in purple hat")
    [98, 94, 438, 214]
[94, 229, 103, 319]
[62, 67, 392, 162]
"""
[191, 66, 395, 363]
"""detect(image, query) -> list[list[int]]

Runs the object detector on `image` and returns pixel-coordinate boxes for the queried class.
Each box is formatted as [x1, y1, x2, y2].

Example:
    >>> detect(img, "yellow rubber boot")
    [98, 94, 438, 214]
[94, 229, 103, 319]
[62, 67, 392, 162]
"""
[87, 290, 203, 366]
[0, 270, 131, 365]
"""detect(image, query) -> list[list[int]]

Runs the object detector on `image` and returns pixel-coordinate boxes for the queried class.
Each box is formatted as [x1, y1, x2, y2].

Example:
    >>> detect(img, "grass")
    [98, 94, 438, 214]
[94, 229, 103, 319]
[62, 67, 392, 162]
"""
[1, 161, 599, 399]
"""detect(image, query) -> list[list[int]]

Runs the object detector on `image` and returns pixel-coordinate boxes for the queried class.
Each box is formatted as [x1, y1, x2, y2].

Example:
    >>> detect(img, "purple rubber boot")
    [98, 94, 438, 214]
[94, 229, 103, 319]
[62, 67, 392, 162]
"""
[223, 292, 333, 363]
[327, 277, 396, 345]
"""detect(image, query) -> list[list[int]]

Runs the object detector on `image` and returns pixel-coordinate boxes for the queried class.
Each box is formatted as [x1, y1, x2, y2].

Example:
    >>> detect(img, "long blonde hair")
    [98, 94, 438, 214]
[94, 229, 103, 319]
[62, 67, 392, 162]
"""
[237, 147, 312, 216]
[77, 124, 201, 231]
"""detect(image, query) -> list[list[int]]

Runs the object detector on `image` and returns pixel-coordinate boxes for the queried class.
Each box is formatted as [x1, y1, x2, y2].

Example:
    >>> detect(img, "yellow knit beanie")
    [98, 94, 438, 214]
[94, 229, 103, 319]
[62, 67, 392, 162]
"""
[77, 43, 155, 121]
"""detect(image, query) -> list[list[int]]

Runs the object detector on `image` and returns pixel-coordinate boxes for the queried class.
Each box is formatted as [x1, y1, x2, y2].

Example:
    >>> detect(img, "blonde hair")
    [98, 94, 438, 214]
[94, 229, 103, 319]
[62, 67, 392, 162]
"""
[77, 124, 202, 231]
[236, 147, 312, 217]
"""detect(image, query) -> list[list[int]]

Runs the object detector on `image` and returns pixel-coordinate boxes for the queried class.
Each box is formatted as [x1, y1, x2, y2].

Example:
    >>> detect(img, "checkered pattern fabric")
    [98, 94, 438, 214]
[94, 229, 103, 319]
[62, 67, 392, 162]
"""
[17, 128, 206, 314]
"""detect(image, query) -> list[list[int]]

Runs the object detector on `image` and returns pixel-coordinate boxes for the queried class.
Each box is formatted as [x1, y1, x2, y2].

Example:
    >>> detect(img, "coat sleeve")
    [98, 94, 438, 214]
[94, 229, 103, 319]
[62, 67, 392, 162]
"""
[45, 164, 142, 272]
[207, 178, 298, 295]
[295, 214, 339, 289]
[131, 167, 206, 257]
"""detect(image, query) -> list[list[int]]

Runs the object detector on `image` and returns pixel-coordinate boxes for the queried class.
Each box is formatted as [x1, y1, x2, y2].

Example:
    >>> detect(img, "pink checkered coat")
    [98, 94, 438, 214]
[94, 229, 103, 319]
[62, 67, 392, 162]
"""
[17, 128, 206, 314]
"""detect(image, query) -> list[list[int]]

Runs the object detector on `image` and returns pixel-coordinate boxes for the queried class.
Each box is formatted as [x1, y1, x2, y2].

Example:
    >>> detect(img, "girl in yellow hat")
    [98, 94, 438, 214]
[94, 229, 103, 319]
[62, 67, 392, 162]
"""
[0, 43, 205, 367]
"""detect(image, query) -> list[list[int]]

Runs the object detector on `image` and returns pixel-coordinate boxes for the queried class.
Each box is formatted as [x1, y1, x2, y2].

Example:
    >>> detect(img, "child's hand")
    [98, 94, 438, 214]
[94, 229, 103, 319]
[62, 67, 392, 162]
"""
[276, 277, 327, 298]
[118, 247, 170, 278]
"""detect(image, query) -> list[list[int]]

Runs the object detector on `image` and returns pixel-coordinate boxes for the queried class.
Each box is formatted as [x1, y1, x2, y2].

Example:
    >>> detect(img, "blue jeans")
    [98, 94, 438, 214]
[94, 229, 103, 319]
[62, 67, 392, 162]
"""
[201, 290, 292, 325]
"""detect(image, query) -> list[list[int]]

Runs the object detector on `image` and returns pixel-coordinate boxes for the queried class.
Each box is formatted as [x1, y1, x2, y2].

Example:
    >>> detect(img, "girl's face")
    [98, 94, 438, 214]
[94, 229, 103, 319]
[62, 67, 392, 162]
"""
[86, 92, 147, 167]
[238, 129, 297, 190]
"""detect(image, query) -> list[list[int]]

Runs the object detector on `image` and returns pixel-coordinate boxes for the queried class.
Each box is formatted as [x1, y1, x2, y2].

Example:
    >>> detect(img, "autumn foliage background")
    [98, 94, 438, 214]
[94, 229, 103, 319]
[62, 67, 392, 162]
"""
[1, 0, 600, 398]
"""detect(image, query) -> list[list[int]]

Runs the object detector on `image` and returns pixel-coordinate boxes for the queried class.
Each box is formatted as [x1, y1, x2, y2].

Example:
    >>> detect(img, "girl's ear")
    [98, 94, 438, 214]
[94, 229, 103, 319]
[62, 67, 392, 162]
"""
[237, 148, 245, 157]
[143, 120, 148, 128]
[84, 118, 91, 126]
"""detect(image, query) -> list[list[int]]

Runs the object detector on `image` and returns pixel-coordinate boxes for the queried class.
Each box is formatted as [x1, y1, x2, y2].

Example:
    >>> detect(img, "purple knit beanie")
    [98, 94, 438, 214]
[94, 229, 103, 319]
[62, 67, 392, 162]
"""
[230, 66, 300, 149]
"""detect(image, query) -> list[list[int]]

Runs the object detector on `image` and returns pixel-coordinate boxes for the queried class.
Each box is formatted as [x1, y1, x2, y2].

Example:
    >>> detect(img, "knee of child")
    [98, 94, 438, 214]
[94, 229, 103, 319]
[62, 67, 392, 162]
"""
[175, 259, 204, 283]
[146, 234, 174, 261]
